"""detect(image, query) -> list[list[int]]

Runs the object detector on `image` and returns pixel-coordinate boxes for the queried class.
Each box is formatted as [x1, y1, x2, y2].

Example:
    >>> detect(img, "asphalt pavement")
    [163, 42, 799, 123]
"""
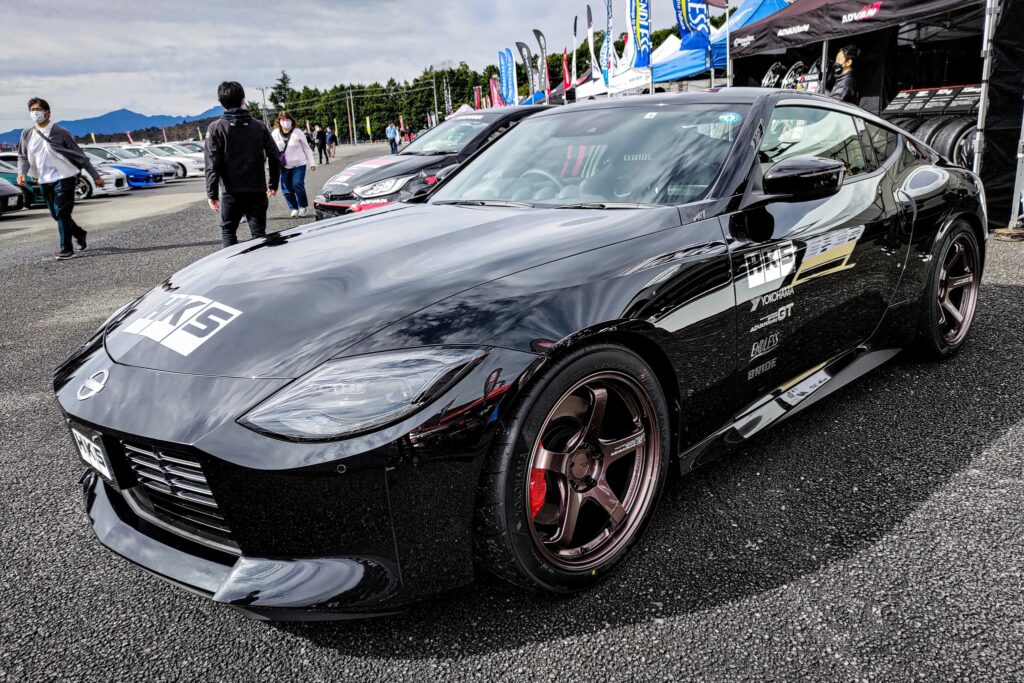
[1, 172, 1022, 680]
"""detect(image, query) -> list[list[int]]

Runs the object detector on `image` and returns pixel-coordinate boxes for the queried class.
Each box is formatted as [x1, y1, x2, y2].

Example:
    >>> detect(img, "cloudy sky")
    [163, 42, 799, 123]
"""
[2, 0, 685, 132]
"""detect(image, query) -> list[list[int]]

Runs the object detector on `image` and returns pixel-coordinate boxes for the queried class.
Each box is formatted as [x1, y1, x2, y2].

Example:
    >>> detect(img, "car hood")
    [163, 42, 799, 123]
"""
[103, 203, 681, 379]
[321, 153, 455, 196]
[0, 177, 20, 197]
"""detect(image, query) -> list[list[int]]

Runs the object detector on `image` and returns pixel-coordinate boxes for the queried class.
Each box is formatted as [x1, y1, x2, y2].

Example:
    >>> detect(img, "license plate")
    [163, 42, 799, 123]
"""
[70, 425, 113, 480]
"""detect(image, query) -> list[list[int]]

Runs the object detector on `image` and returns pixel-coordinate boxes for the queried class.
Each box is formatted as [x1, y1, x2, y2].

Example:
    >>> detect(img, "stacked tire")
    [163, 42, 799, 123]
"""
[888, 116, 976, 168]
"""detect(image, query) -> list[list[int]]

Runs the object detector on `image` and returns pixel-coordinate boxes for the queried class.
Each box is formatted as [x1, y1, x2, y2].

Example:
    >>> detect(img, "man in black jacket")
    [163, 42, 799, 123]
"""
[829, 45, 861, 105]
[204, 81, 280, 247]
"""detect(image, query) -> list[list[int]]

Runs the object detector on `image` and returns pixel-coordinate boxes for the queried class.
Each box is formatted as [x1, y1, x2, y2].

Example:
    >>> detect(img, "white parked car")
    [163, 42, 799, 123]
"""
[151, 143, 203, 162]
[101, 145, 183, 179]
[172, 141, 204, 155]
[124, 144, 204, 178]
[77, 165, 130, 199]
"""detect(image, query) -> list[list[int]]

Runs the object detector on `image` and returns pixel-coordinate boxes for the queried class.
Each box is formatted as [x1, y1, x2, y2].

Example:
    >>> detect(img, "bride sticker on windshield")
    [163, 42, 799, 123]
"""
[719, 112, 742, 125]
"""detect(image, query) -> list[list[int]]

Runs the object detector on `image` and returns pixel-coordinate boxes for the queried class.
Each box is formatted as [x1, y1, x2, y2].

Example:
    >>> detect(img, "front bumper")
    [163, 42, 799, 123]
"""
[57, 339, 539, 619]
[313, 198, 393, 221]
[83, 471, 401, 620]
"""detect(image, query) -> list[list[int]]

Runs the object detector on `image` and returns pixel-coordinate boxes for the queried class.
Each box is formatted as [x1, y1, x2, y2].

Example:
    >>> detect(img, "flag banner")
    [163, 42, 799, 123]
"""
[706, 0, 727, 7]
[90, 133, 96, 144]
[676, 0, 711, 64]
[630, 0, 652, 69]
[365, 116, 371, 137]
[489, 77, 504, 107]
[443, 77, 453, 114]
[162, 128, 168, 143]
[126, 131, 133, 144]
[474, 85, 483, 109]
[506, 48, 519, 104]
[571, 16, 578, 84]
[587, 5, 600, 79]
[599, 0, 614, 86]
[196, 125, 203, 140]
[533, 29, 551, 97]
[563, 48, 571, 90]
[399, 115, 405, 131]
[516, 41, 539, 98]
[499, 50, 515, 105]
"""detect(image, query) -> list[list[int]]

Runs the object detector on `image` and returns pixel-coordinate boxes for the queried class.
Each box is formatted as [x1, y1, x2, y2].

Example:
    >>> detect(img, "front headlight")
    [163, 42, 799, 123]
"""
[240, 347, 487, 440]
[354, 175, 415, 199]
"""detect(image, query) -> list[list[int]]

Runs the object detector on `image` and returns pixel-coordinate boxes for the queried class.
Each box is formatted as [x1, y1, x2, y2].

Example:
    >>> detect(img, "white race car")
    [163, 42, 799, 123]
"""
[125, 144, 204, 178]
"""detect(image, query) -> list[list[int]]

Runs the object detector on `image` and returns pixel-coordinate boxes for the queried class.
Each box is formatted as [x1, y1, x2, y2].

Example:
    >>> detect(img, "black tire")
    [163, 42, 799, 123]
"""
[475, 344, 671, 593]
[900, 118, 926, 134]
[913, 115, 955, 147]
[914, 220, 981, 360]
[930, 118, 975, 167]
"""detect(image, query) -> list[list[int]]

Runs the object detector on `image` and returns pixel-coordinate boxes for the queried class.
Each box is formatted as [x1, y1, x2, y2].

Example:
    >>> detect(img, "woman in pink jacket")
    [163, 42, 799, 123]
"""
[271, 111, 316, 217]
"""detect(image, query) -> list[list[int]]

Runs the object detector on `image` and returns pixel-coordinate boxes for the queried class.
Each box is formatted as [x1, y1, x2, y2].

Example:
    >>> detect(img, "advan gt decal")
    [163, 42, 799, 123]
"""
[122, 294, 242, 357]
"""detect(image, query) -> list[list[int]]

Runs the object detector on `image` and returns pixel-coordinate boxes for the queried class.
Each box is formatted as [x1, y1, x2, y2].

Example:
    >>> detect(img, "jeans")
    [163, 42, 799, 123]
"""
[219, 192, 268, 247]
[41, 176, 85, 253]
[389, 139, 398, 154]
[279, 165, 308, 211]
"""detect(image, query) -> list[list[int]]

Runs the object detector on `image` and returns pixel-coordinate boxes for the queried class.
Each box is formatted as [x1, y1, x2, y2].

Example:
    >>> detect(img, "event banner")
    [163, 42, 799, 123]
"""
[533, 29, 551, 97]
[506, 47, 519, 104]
[630, 0, 653, 69]
[571, 15, 578, 84]
[599, 0, 614, 85]
[676, 0, 711, 64]
[587, 5, 600, 79]
[498, 50, 513, 105]
[515, 41, 539, 96]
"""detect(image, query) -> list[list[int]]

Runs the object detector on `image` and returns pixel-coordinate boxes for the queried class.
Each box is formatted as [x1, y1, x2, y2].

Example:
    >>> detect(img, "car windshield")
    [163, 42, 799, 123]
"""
[86, 148, 118, 161]
[0, 160, 15, 172]
[400, 115, 495, 155]
[147, 148, 171, 156]
[111, 148, 144, 159]
[430, 104, 749, 208]
[178, 143, 202, 153]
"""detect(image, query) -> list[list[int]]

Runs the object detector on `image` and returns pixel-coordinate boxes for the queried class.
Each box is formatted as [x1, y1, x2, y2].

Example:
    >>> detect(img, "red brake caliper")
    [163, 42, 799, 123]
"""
[529, 469, 547, 519]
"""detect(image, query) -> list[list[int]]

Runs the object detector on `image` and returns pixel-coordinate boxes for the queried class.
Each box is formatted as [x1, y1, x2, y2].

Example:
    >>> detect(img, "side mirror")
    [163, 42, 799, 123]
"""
[762, 156, 846, 201]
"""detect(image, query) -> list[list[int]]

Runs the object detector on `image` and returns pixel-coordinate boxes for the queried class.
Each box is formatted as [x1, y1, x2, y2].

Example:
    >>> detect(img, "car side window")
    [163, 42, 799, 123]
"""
[863, 122, 900, 166]
[760, 106, 867, 178]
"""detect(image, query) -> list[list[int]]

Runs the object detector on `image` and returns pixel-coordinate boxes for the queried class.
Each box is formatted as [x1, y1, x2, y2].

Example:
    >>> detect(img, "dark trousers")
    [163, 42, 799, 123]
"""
[219, 192, 268, 247]
[317, 145, 329, 164]
[389, 139, 398, 154]
[279, 166, 308, 210]
[41, 176, 84, 253]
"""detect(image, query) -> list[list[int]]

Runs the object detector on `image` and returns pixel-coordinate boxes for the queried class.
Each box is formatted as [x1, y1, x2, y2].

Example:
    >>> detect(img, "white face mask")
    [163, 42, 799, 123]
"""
[281, 121, 293, 131]
[30, 110, 47, 124]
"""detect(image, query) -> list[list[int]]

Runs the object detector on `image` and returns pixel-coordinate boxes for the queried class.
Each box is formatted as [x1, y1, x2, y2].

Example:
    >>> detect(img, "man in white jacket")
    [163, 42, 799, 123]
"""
[270, 112, 316, 217]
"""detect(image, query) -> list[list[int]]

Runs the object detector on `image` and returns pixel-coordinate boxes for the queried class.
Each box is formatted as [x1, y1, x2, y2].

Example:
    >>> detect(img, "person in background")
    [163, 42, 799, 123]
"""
[326, 127, 337, 158]
[271, 111, 316, 218]
[204, 81, 280, 247]
[829, 45, 861, 105]
[385, 121, 399, 154]
[16, 97, 104, 260]
[314, 124, 329, 165]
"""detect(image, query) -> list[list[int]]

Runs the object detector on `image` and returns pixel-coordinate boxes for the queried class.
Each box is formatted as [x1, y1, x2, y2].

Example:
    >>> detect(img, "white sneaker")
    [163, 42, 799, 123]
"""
[298, 207, 308, 217]
[289, 209, 298, 218]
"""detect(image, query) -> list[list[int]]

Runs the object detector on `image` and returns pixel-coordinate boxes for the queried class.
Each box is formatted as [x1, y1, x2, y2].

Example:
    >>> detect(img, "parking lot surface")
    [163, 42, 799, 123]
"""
[1, 177, 1022, 679]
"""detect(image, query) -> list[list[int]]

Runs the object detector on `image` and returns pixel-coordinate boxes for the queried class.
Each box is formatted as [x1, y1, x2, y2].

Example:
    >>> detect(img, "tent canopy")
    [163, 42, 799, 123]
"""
[731, 0, 985, 58]
[653, 0, 788, 82]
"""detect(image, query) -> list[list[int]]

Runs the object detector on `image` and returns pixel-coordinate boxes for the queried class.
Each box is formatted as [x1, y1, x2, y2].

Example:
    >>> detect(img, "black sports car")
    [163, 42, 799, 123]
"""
[0, 176, 25, 216]
[313, 107, 546, 220]
[55, 89, 986, 620]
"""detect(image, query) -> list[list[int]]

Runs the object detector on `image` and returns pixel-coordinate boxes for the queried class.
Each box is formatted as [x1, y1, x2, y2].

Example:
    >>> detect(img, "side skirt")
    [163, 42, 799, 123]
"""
[678, 345, 901, 474]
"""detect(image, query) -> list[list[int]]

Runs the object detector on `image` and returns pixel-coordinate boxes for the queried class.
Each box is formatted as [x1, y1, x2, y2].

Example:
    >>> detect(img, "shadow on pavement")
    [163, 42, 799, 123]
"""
[76, 240, 222, 257]
[274, 284, 1022, 657]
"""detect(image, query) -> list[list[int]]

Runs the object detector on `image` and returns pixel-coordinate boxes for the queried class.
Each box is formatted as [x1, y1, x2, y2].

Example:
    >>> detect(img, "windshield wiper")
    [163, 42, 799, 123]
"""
[410, 150, 453, 156]
[548, 202, 658, 210]
[434, 199, 534, 208]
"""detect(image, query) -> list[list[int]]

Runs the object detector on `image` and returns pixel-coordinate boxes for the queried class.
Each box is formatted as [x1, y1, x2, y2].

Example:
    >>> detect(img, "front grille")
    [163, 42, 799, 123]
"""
[115, 178, 124, 187]
[121, 441, 238, 553]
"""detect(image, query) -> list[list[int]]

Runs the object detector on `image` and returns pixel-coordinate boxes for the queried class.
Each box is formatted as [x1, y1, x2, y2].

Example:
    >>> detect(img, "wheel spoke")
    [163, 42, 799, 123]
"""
[567, 386, 608, 451]
[589, 482, 627, 530]
[599, 429, 647, 464]
[947, 242, 964, 269]
[947, 272, 973, 290]
[549, 489, 583, 546]
[533, 445, 570, 474]
[941, 297, 964, 325]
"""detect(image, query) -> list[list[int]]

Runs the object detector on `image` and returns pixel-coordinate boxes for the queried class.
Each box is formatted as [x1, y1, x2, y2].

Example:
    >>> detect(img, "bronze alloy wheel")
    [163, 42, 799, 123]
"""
[525, 370, 661, 572]
[936, 232, 980, 346]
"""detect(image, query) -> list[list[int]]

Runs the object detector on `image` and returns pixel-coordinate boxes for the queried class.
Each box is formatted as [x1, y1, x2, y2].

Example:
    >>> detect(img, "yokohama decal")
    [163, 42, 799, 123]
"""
[122, 294, 242, 356]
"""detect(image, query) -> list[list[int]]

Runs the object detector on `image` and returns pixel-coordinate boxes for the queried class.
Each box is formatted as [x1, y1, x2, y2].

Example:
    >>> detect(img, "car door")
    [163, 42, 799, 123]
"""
[725, 104, 906, 403]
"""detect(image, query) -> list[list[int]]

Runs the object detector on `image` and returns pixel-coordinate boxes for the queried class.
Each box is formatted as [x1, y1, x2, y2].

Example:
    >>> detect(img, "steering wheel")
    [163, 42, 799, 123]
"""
[521, 168, 564, 190]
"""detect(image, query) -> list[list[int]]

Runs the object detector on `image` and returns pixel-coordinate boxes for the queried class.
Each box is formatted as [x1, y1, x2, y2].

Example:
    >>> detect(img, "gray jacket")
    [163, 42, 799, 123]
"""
[17, 124, 101, 181]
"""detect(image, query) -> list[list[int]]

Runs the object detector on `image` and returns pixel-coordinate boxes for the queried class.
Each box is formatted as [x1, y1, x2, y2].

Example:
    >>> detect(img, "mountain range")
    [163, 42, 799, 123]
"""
[0, 106, 224, 144]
